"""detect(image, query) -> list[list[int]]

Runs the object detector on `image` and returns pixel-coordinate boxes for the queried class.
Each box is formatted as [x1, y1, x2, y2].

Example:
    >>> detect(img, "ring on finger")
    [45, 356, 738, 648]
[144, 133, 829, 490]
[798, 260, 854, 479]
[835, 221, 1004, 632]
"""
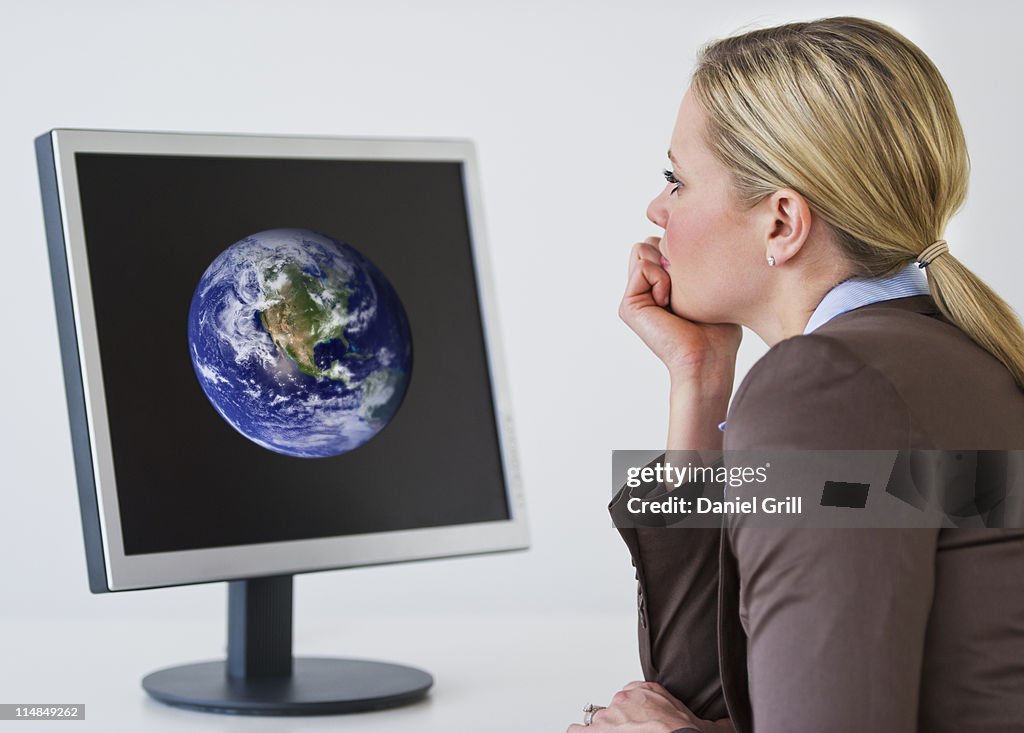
[582, 703, 606, 725]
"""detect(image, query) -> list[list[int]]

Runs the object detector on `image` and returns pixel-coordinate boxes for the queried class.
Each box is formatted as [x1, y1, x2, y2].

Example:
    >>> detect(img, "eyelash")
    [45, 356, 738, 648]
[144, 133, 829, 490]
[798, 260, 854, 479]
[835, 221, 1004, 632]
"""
[662, 168, 682, 194]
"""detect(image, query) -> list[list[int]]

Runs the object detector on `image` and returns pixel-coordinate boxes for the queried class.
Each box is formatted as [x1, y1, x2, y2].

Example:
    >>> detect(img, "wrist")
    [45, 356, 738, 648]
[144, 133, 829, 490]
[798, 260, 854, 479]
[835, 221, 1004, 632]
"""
[667, 384, 731, 452]
[668, 366, 734, 396]
[668, 376, 733, 416]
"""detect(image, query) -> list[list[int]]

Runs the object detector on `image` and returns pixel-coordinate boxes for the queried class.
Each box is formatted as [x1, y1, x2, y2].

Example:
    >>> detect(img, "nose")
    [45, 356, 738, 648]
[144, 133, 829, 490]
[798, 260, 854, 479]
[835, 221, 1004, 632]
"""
[647, 192, 668, 229]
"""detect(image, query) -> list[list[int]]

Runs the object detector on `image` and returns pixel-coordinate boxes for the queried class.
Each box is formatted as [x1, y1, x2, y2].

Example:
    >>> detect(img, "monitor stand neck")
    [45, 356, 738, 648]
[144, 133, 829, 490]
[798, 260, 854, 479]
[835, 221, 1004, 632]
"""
[228, 575, 294, 679]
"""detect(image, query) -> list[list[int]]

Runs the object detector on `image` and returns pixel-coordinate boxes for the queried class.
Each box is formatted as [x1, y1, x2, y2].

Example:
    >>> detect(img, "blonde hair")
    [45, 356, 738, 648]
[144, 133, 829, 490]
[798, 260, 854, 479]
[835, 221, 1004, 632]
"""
[691, 16, 1024, 389]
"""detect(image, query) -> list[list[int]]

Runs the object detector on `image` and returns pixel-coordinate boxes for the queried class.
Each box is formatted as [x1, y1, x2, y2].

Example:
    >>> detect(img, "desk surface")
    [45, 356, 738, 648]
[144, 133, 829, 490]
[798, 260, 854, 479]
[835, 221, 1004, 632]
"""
[0, 612, 642, 732]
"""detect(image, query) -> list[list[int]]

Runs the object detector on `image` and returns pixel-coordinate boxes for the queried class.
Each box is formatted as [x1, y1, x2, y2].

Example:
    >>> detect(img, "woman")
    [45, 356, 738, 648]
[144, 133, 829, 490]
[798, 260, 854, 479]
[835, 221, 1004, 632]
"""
[567, 16, 1024, 733]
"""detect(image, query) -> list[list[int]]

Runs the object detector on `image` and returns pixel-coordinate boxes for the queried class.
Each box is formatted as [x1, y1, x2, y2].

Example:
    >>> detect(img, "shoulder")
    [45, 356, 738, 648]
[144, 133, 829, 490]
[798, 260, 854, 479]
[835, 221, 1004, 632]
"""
[723, 332, 928, 450]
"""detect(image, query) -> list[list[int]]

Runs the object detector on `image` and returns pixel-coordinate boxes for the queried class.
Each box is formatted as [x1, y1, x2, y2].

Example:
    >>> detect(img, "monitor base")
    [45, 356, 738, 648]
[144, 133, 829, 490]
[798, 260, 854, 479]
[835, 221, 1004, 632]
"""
[142, 656, 433, 715]
[142, 575, 433, 716]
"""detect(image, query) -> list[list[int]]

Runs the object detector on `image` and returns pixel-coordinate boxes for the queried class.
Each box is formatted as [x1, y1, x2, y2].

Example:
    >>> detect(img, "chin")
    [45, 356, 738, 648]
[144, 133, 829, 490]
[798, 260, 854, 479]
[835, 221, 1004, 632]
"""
[671, 297, 718, 324]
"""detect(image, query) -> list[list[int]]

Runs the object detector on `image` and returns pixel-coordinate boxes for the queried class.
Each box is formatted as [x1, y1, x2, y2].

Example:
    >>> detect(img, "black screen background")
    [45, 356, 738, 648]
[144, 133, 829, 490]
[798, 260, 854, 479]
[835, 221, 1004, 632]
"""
[74, 151, 510, 555]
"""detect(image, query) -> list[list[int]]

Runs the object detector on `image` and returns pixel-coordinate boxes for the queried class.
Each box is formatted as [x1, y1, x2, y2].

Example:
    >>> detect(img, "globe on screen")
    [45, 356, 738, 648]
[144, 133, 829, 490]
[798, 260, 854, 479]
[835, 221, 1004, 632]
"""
[187, 228, 413, 458]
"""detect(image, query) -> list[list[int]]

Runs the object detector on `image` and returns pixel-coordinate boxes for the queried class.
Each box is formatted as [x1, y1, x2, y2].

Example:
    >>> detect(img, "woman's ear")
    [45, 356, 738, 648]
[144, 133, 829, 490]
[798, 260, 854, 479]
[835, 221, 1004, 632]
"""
[763, 188, 813, 265]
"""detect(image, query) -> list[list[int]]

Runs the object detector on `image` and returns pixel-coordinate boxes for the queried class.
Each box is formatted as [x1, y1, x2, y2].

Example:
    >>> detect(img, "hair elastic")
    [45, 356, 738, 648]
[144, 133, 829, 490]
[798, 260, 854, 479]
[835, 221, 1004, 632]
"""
[917, 239, 949, 269]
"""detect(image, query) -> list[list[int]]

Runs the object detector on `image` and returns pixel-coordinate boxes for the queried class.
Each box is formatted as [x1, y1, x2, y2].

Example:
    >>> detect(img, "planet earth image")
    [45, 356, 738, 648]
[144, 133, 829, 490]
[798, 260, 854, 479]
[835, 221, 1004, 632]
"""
[187, 228, 413, 458]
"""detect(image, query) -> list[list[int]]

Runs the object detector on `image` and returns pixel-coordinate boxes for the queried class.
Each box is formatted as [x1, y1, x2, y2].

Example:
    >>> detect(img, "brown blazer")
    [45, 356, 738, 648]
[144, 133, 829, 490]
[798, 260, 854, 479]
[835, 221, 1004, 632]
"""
[610, 295, 1024, 733]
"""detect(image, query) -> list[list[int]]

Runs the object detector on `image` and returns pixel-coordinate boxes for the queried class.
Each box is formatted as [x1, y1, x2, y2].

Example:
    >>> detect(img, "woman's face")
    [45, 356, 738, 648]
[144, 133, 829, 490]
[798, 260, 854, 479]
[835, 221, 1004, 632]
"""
[646, 87, 766, 324]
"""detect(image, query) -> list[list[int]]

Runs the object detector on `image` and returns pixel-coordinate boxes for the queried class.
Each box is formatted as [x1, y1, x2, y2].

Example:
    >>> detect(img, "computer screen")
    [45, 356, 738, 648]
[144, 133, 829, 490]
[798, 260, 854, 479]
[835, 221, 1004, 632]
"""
[36, 130, 528, 594]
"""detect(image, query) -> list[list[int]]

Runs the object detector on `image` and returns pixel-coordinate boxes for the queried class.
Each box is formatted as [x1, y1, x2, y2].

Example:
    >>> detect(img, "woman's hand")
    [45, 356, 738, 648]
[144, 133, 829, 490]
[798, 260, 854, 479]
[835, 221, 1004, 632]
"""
[619, 237, 742, 384]
[565, 680, 734, 733]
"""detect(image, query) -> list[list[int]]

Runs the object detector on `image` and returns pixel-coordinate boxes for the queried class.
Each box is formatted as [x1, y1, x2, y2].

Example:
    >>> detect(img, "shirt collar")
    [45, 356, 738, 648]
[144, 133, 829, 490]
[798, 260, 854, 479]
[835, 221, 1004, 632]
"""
[803, 263, 930, 335]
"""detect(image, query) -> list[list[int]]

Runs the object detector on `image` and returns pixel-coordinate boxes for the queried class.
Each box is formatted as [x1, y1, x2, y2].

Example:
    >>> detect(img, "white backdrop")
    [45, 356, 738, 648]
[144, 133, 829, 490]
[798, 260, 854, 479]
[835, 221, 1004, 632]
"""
[1, 0, 1021, 631]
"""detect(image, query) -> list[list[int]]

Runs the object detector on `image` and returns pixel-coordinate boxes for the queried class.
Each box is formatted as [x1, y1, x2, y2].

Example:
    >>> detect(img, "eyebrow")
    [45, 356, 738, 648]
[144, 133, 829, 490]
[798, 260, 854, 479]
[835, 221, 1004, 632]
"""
[667, 149, 681, 168]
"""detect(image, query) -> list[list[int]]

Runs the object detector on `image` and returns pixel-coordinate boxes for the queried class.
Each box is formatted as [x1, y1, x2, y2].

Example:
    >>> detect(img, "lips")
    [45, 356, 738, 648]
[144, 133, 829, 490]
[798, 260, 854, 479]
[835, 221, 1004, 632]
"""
[660, 256, 670, 269]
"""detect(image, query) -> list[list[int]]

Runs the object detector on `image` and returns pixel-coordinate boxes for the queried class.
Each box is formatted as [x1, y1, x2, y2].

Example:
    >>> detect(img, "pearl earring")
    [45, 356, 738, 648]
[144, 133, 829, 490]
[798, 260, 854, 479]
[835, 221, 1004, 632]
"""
[767, 255, 776, 267]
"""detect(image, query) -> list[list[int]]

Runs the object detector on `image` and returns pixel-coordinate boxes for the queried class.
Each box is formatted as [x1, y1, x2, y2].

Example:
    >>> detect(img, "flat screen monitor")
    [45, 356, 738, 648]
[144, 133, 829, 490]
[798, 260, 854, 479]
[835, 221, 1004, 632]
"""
[35, 128, 528, 715]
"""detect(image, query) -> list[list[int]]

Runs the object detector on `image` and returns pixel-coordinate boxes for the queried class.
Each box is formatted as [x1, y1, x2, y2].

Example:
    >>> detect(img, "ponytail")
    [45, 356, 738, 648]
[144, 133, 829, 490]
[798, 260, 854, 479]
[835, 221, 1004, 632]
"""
[925, 255, 1024, 390]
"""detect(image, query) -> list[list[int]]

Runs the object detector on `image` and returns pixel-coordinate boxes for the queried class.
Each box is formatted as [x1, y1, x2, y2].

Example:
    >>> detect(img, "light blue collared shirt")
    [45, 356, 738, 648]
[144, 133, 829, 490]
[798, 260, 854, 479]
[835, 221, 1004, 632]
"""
[717, 263, 929, 432]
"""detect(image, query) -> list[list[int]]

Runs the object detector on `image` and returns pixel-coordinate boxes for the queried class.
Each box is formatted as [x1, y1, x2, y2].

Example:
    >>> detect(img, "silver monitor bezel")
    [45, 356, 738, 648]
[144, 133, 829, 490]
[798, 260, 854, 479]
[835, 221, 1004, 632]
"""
[46, 128, 529, 591]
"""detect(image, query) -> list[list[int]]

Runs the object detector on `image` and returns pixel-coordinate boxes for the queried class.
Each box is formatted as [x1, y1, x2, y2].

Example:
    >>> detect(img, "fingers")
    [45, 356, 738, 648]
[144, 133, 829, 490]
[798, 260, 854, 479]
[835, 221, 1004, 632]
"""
[565, 705, 609, 733]
[565, 706, 609, 732]
[617, 680, 690, 715]
[620, 264, 668, 320]
[625, 236, 670, 312]
[623, 258, 671, 308]
[567, 682, 694, 731]
[628, 238, 664, 277]
[621, 680, 662, 691]
[611, 684, 663, 705]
